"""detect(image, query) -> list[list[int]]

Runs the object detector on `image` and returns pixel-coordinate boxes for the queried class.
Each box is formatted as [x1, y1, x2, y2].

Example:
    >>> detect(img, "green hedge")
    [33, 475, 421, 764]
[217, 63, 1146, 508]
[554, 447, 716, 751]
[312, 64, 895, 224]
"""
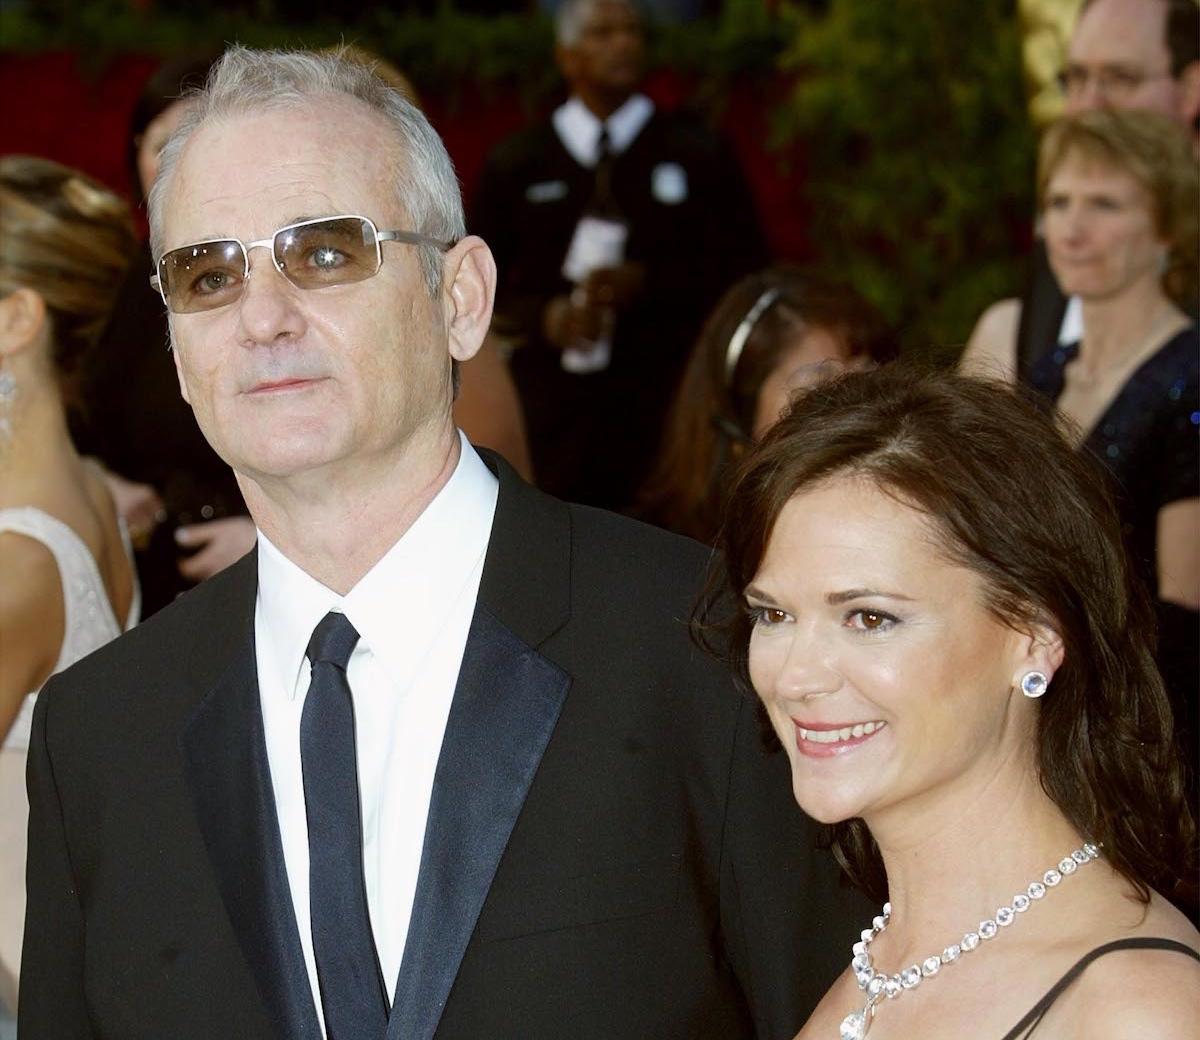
[774, 0, 1035, 363]
[0, 2, 787, 97]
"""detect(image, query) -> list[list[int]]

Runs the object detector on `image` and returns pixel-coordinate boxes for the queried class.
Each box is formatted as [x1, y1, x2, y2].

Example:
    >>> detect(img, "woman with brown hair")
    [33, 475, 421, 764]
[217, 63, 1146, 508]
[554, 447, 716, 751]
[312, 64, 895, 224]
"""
[713, 367, 1197, 1038]
[0, 156, 139, 1019]
[640, 267, 895, 543]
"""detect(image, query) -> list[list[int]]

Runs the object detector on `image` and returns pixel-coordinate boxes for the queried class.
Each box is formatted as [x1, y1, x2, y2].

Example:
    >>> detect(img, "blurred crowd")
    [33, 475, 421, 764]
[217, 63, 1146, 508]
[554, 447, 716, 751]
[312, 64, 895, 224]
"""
[0, 0, 1197, 1028]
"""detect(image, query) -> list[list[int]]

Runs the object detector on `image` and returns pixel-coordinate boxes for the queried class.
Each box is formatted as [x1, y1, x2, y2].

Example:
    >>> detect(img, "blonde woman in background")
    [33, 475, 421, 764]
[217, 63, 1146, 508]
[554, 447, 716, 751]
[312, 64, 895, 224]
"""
[0, 156, 140, 1023]
[961, 112, 1198, 786]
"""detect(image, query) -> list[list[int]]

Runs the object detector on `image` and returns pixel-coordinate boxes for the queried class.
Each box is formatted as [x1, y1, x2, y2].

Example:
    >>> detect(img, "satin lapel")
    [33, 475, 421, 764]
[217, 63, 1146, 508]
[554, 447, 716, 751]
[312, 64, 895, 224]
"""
[179, 560, 322, 1040]
[387, 604, 570, 1040]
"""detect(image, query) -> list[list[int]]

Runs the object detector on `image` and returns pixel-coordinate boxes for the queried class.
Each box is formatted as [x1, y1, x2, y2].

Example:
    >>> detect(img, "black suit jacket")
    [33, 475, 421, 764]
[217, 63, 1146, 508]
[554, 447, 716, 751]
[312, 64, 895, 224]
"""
[1015, 239, 1068, 382]
[20, 453, 865, 1039]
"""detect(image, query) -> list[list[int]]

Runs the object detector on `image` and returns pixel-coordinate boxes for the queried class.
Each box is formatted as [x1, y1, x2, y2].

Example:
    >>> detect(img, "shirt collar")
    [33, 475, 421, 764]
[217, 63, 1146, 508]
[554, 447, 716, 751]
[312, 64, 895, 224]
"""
[256, 432, 499, 700]
[553, 93, 655, 168]
[1059, 295, 1084, 346]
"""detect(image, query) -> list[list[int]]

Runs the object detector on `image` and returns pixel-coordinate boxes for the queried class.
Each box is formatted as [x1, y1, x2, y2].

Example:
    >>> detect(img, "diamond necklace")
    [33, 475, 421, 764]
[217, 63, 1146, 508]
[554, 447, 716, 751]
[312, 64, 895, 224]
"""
[838, 842, 1101, 1040]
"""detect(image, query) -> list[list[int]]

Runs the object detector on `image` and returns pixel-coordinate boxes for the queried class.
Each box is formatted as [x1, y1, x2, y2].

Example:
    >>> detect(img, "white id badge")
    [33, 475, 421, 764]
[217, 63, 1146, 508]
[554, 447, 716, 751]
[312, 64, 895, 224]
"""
[561, 216, 628, 282]
[561, 338, 612, 373]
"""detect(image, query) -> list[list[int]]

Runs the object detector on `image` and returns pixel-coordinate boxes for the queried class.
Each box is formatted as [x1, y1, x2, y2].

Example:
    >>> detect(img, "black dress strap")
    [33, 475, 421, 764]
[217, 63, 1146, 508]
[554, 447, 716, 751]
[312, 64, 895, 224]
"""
[1000, 938, 1200, 1040]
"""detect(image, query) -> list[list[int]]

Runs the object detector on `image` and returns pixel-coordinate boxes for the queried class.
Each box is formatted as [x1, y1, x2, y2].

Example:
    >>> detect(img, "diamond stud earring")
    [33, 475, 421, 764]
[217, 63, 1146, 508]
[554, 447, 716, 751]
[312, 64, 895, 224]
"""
[1020, 671, 1049, 699]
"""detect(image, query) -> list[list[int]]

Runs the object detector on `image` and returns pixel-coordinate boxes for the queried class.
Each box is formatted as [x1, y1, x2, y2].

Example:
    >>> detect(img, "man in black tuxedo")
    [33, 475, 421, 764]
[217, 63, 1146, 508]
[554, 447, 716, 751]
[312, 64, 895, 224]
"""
[473, 0, 766, 510]
[20, 45, 861, 1040]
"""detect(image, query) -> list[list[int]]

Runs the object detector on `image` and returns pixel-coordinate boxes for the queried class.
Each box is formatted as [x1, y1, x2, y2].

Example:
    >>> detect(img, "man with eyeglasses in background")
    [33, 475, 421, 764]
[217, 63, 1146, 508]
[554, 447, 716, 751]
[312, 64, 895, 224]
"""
[1013, 0, 1199, 373]
[19, 44, 862, 1040]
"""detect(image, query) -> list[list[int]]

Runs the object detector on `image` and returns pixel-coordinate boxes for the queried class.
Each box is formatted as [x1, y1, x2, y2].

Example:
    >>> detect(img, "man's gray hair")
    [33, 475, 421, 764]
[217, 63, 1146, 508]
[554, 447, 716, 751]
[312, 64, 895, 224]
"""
[147, 45, 464, 298]
[556, 0, 638, 46]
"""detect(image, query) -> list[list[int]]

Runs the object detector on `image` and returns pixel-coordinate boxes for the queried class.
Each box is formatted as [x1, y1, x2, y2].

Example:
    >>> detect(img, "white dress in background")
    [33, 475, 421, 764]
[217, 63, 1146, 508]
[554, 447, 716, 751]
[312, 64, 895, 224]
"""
[0, 507, 139, 1014]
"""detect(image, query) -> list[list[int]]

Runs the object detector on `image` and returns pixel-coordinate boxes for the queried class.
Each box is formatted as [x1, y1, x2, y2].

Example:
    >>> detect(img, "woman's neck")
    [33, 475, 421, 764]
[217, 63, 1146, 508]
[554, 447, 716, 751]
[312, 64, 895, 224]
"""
[1078, 281, 1186, 374]
[0, 380, 81, 509]
[863, 759, 1088, 968]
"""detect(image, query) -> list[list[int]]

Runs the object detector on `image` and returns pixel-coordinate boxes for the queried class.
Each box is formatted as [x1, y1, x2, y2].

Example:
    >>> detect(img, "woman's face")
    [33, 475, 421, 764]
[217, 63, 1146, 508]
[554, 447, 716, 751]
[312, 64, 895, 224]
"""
[745, 476, 1048, 827]
[136, 99, 195, 199]
[1042, 152, 1168, 302]
[752, 327, 864, 440]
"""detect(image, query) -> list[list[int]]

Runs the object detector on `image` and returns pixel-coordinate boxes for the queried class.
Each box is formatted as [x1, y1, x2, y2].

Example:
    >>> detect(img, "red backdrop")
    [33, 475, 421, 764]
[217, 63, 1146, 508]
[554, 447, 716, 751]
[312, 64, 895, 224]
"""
[0, 52, 810, 259]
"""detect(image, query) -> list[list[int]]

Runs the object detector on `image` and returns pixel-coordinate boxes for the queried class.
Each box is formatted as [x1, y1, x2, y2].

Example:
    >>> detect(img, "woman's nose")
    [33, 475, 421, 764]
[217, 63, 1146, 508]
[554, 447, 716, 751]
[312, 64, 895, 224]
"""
[772, 629, 843, 702]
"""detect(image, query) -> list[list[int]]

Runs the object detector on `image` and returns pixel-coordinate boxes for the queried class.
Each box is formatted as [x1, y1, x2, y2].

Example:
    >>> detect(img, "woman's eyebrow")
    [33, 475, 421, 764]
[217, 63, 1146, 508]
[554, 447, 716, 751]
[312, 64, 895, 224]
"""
[826, 588, 914, 605]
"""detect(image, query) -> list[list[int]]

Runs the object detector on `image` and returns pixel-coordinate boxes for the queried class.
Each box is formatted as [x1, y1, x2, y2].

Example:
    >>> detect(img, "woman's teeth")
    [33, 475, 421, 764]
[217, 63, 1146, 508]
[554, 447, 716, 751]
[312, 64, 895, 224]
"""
[797, 721, 886, 744]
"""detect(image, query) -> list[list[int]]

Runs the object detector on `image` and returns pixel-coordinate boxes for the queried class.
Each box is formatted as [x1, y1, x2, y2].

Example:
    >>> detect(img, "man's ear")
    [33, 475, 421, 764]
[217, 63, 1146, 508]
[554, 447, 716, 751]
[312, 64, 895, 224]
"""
[442, 235, 496, 364]
[0, 287, 47, 359]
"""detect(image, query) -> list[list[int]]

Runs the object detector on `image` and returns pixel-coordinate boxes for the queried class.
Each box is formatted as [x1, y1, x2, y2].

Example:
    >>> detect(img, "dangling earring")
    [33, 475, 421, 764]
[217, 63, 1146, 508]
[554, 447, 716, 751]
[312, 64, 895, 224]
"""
[0, 365, 17, 446]
[1020, 671, 1049, 699]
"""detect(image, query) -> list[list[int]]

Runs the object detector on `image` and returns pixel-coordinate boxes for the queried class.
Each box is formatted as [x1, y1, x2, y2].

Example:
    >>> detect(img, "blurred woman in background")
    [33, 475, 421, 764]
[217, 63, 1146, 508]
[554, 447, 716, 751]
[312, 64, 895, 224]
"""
[0, 155, 140, 1024]
[640, 267, 896, 543]
[962, 110, 1198, 781]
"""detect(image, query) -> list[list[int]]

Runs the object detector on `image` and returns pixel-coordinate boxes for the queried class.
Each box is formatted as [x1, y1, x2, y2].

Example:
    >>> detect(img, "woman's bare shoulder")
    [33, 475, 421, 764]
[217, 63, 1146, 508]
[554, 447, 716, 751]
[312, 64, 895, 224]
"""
[1066, 897, 1200, 1039]
[1073, 943, 1200, 1038]
[959, 297, 1021, 381]
[0, 531, 62, 618]
[0, 532, 65, 709]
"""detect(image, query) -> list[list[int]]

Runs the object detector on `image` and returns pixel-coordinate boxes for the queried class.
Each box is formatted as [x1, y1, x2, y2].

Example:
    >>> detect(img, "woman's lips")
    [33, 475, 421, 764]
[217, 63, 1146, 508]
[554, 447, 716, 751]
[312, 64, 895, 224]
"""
[793, 719, 887, 758]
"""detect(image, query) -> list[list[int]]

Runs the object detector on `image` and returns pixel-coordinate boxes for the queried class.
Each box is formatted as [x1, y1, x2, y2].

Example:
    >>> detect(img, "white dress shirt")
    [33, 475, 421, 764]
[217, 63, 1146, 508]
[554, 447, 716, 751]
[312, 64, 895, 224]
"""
[1060, 294, 1083, 346]
[254, 433, 498, 1032]
[552, 92, 654, 168]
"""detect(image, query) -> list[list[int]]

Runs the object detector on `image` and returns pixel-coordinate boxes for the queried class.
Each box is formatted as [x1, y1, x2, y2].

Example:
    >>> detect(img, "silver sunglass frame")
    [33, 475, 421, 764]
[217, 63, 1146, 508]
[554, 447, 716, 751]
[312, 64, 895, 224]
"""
[149, 213, 455, 311]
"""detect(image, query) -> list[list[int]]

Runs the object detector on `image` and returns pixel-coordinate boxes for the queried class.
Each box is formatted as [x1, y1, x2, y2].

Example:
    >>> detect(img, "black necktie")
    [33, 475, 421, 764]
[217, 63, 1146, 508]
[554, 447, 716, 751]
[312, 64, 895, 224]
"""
[594, 125, 617, 213]
[596, 124, 611, 165]
[301, 612, 388, 1038]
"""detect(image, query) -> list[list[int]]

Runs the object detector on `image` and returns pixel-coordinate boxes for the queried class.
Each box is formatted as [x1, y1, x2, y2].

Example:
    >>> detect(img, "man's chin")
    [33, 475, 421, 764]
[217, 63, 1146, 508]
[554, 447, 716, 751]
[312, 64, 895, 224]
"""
[229, 439, 344, 488]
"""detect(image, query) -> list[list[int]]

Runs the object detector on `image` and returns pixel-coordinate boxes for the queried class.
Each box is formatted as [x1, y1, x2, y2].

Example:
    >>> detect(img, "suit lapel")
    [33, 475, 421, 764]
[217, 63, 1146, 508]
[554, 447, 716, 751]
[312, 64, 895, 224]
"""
[387, 605, 569, 1040]
[387, 456, 574, 1040]
[179, 554, 322, 1040]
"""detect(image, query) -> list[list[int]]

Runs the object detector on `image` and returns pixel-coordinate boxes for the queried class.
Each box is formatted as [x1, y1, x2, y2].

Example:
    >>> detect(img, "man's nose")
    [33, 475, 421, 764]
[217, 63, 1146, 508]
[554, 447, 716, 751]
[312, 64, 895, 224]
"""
[235, 249, 306, 347]
[1076, 76, 1109, 112]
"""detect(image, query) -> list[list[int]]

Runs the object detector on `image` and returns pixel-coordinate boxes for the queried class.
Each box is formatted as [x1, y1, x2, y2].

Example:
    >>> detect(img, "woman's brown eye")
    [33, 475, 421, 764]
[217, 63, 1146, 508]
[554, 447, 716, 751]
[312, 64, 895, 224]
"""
[848, 609, 895, 632]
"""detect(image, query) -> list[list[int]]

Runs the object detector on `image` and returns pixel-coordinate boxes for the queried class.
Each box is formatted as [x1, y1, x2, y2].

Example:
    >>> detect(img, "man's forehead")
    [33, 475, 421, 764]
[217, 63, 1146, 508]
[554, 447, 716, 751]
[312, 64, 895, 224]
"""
[164, 99, 400, 238]
[1070, 0, 1169, 64]
[184, 96, 391, 167]
[582, 0, 639, 29]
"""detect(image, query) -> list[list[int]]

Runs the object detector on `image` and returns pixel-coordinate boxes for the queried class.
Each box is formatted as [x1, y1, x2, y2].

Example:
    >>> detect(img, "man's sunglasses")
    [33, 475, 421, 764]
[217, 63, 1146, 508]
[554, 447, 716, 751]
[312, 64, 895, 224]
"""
[150, 214, 454, 314]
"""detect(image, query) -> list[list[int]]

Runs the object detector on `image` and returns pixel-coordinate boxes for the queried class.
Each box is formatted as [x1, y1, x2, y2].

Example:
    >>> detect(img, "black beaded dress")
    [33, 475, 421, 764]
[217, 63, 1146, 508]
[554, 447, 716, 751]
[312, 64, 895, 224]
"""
[1026, 323, 1199, 803]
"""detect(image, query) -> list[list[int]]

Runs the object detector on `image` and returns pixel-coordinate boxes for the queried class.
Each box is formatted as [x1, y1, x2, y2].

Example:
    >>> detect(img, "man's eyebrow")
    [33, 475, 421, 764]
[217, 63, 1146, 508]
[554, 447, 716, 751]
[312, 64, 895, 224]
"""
[1068, 60, 1147, 73]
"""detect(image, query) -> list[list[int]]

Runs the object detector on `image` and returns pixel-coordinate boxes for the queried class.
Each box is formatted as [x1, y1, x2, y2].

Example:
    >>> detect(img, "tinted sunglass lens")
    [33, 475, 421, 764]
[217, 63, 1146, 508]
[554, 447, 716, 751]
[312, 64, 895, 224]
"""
[276, 218, 379, 289]
[161, 241, 246, 313]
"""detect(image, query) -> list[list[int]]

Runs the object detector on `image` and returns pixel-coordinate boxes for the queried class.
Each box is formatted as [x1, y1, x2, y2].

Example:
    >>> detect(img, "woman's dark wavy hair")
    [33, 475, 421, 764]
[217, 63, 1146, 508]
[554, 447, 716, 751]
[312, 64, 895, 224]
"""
[705, 365, 1196, 908]
[639, 266, 895, 543]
